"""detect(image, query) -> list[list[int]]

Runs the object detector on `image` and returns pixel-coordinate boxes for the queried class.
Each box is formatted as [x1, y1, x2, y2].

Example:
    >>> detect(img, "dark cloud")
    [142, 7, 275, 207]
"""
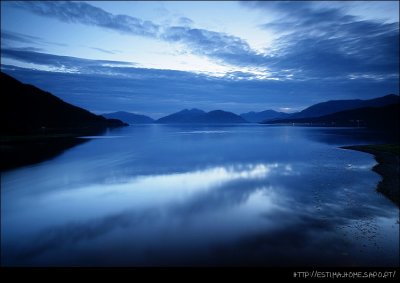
[246, 1, 353, 32]
[243, 1, 399, 80]
[271, 23, 398, 77]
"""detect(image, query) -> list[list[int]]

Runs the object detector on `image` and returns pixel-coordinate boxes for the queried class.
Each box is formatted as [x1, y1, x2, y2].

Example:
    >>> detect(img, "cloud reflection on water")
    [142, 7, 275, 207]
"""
[38, 163, 279, 208]
[3, 163, 293, 264]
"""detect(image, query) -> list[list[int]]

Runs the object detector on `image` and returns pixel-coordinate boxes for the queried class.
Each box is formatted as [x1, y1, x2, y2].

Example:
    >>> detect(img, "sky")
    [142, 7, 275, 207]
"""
[1, 1, 399, 118]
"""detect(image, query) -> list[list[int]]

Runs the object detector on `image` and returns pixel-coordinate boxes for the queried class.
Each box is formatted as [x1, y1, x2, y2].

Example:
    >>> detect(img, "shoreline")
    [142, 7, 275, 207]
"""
[341, 144, 399, 207]
[0, 134, 89, 171]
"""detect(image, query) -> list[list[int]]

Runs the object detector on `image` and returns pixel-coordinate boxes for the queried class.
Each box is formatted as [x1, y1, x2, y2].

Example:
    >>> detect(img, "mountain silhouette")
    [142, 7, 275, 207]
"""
[240, 110, 290, 123]
[157, 108, 247, 123]
[103, 111, 154, 124]
[266, 103, 399, 130]
[289, 94, 399, 119]
[1, 72, 127, 135]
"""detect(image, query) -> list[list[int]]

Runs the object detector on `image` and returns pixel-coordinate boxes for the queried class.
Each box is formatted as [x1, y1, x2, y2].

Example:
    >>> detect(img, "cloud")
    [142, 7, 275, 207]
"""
[242, 1, 399, 79]
[11, 1, 159, 37]
[10, 1, 398, 82]
[162, 26, 265, 67]
[1, 30, 67, 47]
[10, 1, 265, 68]
[89, 47, 117, 54]
[178, 16, 193, 27]
[5, 46, 45, 52]
[1, 30, 42, 44]
[1, 48, 136, 73]
[1, 48, 271, 82]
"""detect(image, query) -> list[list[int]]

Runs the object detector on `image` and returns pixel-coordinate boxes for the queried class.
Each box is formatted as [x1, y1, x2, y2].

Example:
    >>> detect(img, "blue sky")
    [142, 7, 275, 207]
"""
[1, 1, 399, 118]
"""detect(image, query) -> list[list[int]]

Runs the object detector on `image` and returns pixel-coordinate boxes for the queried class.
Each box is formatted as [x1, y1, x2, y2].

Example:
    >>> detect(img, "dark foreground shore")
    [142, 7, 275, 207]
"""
[0, 126, 120, 171]
[0, 134, 89, 171]
[341, 144, 399, 207]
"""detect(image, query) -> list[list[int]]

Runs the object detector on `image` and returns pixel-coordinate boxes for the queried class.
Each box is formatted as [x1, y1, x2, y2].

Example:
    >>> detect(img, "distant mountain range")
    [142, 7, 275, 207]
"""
[2, 71, 398, 131]
[239, 94, 399, 123]
[1, 72, 126, 135]
[157, 108, 247, 124]
[102, 111, 154, 124]
[266, 103, 400, 129]
[287, 94, 399, 120]
[72, 94, 400, 126]
[240, 110, 290, 123]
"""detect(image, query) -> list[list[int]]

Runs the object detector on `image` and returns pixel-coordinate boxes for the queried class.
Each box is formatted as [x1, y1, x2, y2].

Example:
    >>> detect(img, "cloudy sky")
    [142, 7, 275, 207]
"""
[1, 1, 399, 117]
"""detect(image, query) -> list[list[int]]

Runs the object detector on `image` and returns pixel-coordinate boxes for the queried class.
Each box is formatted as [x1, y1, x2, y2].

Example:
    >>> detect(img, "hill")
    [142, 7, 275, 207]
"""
[1, 72, 126, 135]
[266, 103, 400, 130]
[290, 94, 399, 119]
[157, 108, 247, 123]
[240, 110, 290, 123]
[102, 111, 154, 124]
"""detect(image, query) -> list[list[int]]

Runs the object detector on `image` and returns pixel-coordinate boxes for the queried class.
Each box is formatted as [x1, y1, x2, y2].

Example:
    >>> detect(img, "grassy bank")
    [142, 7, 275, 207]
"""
[341, 144, 399, 207]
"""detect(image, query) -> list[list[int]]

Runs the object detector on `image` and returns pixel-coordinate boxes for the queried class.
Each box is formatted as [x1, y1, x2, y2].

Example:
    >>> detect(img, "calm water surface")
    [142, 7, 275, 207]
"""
[1, 125, 399, 266]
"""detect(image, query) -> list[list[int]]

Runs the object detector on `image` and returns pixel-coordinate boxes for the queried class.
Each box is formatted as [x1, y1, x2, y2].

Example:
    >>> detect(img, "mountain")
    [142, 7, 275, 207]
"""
[157, 108, 247, 123]
[202, 110, 248, 123]
[266, 103, 400, 130]
[102, 111, 154, 124]
[290, 94, 399, 119]
[1, 72, 127, 135]
[157, 108, 205, 123]
[240, 110, 291, 123]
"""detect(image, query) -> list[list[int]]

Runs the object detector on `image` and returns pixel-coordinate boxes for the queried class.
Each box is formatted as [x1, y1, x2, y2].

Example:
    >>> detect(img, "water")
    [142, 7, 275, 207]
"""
[1, 125, 399, 266]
